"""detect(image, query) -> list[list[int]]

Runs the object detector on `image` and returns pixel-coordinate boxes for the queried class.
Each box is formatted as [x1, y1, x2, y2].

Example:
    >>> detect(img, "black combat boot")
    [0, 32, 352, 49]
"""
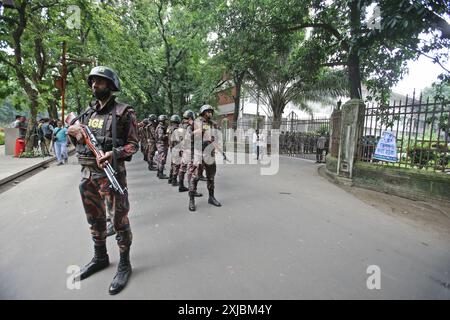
[168, 174, 173, 184]
[194, 191, 203, 197]
[159, 170, 168, 179]
[208, 190, 222, 207]
[171, 177, 179, 187]
[148, 163, 156, 171]
[108, 249, 132, 295]
[78, 244, 110, 280]
[178, 174, 188, 192]
[189, 192, 196, 211]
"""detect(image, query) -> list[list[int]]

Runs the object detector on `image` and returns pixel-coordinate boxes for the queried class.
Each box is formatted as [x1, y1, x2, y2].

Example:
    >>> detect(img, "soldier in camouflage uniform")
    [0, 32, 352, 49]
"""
[177, 110, 194, 193]
[138, 119, 149, 162]
[67, 66, 138, 295]
[155, 114, 169, 179]
[167, 114, 181, 186]
[188, 105, 221, 211]
[280, 131, 286, 154]
[145, 114, 158, 171]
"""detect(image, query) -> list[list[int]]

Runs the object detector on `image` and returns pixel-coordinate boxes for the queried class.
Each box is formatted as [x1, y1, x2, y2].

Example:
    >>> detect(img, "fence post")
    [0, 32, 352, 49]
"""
[337, 99, 365, 179]
[330, 105, 342, 159]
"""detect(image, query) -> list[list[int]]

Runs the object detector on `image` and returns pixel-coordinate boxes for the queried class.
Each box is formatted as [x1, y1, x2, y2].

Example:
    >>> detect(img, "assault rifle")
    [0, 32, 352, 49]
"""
[212, 141, 230, 163]
[81, 125, 127, 195]
[66, 112, 127, 195]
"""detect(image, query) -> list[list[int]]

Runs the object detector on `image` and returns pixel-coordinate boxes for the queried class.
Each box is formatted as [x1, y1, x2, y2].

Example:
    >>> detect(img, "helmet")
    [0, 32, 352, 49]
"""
[148, 114, 157, 122]
[183, 109, 195, 120]
[200, 104, 214, 115]
[143, 118, 149, 125]
[87, 66, 121, 91]
[158, 115, 168, 122]
[170, 115, 181, 123]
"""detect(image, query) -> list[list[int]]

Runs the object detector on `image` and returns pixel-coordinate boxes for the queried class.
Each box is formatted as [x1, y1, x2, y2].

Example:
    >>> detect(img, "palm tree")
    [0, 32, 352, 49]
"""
[246, 43, 348, 129]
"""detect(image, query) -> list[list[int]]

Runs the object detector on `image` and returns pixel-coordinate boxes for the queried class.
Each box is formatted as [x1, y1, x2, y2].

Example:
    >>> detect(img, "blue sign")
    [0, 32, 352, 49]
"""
[373, 131, 398, 162]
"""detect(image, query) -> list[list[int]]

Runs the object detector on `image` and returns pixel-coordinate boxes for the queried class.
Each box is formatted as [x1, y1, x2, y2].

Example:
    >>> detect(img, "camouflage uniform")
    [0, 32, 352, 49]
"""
[188, 105, 221, 211]
[177, 120, 191, 191]
[145, 120, 157, 170]
[71, 65, 137, 295]
[76, 96, 138, 252]
[138, 122, 148, 161]
[156, 118, 169, 178]
[168, 121, 182, 185]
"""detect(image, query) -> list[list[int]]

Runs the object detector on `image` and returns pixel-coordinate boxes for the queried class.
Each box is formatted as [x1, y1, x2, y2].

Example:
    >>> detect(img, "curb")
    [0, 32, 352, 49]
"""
[317, 165, 354, 187]
[0, 148, 76, 186]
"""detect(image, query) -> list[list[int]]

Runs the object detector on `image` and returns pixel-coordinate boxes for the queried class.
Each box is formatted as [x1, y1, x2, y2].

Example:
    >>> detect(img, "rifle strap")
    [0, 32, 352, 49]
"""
[112, 103, 117, 171]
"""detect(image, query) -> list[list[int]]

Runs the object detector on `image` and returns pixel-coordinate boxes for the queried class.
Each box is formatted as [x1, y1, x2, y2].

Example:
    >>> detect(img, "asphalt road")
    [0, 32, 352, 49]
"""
[0, 152, 449, 299]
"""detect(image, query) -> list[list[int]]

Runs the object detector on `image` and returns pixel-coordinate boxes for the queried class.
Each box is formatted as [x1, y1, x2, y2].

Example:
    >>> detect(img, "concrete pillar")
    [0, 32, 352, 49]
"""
[330, 109, 342, 158]
[337, 99, 365, 179]
[5, 128, 20, 156]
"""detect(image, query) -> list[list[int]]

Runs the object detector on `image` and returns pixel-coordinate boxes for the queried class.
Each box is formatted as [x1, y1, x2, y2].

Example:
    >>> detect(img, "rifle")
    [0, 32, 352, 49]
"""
[81, 125, 127, 195]
[212, 141, 230, 163]
[66, 112, 127, 195]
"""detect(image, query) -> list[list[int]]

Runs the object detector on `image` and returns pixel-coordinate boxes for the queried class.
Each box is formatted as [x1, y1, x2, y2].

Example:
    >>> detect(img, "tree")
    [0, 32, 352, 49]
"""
[272, 0, 450, 103]
[0, 0, 74, 150]
[247, 31, 347, 128]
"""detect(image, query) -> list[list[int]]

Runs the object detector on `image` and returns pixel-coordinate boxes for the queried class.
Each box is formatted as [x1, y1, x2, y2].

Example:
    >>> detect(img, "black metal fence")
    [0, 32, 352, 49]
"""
[357, 92, 450, 172]
[222, 118, 330, 161]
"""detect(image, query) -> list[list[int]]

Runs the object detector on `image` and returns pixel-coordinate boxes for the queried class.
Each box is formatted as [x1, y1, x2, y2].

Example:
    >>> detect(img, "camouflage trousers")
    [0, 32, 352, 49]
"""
[147, 142, 156, 164]
[188, 160, 216, 194]
[170, 149, 182, 178]
[79, 174, 132, 252]
[156, 144, 168, 171]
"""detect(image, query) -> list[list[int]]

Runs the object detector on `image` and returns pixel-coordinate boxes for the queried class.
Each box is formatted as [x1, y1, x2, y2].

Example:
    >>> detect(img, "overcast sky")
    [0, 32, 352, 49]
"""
[392, 54, 449, 96]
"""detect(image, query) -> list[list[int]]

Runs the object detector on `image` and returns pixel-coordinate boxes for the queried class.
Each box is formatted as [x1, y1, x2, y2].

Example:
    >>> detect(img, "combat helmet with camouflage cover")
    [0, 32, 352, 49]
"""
[199, 104, 214, 115]
[183, 109, 195, 120]
[158, 114, 168, 122]
[148, 114, 157, 122]
[170, 115, 181, 123]
[87, 66, 121, 91]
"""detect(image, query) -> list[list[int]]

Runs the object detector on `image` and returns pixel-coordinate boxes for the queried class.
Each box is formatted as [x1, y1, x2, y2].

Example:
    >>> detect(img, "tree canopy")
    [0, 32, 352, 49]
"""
[1, 0, 448, 147]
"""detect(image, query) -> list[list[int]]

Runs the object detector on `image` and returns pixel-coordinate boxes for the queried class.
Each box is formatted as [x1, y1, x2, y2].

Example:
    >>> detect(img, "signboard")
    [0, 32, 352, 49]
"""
[373, 131, 398, 162]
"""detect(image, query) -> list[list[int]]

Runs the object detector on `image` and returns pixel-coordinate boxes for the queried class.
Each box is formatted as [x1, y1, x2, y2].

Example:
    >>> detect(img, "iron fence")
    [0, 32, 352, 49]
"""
[221, 118, 330, 161]
[357, 92, 450, 172]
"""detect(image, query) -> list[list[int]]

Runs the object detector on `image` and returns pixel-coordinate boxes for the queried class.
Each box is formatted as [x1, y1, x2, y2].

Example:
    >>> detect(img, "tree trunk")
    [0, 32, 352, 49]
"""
[47, 100, 58, 120]
[167, 70, 174, 115]
[24, 95, 39, 152]
[348, 0, 362, 99]
[272, 109, 283, 129]
[232, 72, 244, 153]
[232, 75, 243, 131]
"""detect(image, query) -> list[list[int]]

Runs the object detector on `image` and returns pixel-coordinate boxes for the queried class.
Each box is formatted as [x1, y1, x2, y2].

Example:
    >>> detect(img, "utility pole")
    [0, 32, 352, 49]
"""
[61, 41, 67, 123]
[256, 89, 260, 160]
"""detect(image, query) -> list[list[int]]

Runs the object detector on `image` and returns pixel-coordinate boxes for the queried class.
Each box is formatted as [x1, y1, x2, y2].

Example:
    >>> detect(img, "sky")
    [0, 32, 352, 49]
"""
[392, 54, 449, 96]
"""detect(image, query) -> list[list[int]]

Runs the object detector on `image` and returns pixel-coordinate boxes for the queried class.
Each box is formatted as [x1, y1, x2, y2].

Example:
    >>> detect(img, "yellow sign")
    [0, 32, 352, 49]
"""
[88, 118, 104, 129]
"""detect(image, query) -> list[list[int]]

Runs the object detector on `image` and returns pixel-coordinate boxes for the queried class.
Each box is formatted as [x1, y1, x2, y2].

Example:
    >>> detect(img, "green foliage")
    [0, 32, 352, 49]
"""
[0, 130, 4, 145]
[18, 148, 44, 158]
[1, 0, 448, 136]
[316, 124, 329, 135]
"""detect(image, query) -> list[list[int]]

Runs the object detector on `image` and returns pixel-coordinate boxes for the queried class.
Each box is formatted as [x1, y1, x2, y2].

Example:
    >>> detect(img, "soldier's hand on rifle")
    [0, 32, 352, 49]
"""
[68, 124, 84, 143]
[97, 151, 113, 169]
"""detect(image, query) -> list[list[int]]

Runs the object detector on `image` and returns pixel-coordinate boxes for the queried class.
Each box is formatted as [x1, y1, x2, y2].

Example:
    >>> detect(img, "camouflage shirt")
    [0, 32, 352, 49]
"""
[75, 96, 138, 178]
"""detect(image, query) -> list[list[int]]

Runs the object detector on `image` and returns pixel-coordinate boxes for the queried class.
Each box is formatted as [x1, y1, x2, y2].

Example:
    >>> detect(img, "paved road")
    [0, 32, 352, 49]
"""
[0, 153, 449, 299]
